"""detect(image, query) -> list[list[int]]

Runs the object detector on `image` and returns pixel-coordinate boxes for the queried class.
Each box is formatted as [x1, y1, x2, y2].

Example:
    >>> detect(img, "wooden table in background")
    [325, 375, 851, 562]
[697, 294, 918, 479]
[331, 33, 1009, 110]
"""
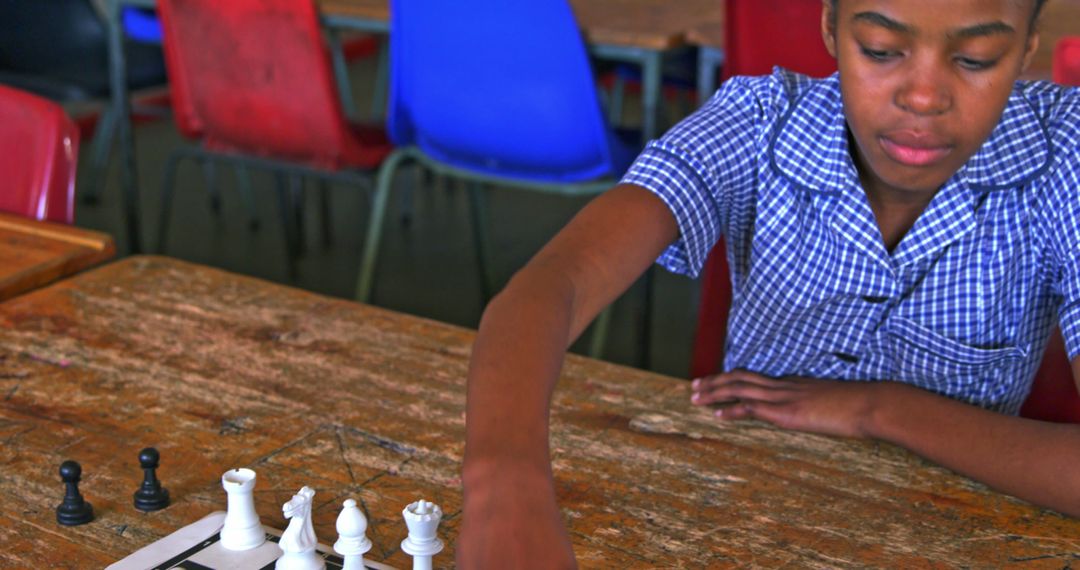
[1, 256, 1078, 568]
[0, 212, 115, 303]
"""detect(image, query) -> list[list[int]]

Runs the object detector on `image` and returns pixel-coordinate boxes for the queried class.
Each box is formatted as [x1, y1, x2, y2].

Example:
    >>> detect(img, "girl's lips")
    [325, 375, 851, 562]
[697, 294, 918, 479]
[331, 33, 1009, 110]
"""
[879, 136, 952, 167]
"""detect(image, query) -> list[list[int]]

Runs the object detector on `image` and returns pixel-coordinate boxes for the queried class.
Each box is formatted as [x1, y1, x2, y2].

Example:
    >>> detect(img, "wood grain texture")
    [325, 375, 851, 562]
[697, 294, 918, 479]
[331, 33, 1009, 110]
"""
[0, 212, 115, 303]
[0, 256, 1077, 568]
[570, 0, 722, 50]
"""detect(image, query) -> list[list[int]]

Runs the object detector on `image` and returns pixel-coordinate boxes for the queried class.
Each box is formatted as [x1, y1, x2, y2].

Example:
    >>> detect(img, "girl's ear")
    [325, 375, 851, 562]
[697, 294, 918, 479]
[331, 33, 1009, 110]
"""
[822, 0, 839, 59]
[1020, 27, 1040, 74]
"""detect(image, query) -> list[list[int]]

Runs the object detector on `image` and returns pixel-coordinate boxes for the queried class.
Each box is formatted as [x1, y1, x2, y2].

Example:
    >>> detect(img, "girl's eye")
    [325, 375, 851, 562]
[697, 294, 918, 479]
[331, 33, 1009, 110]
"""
[860, 47, 896, 62]
[956, 57, 996, 71]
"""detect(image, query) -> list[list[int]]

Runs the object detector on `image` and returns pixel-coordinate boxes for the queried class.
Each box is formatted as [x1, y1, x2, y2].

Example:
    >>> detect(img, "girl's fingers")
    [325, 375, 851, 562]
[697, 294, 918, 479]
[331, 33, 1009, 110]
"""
[691, 380, 796, 406]
[692, 370, 788, 392]
[714, 400, 791, 426]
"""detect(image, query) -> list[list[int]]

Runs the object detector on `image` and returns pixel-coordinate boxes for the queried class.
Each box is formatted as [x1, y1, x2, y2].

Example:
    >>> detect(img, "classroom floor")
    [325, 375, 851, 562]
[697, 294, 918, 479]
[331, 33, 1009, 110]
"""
[70, 53, 701, 378]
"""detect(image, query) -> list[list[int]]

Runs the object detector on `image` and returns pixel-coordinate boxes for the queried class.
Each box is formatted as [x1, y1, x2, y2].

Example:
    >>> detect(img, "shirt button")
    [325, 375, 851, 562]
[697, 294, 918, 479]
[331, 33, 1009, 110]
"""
[862, 295, 889, 303]
[833, 352, 859, 363]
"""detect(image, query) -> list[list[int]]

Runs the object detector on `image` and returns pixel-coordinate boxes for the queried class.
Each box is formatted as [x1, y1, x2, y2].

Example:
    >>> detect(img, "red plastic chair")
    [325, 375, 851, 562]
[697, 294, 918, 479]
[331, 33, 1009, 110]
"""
[155, 0, 393, 271]
[1018, 37, 1080, 423]
[720, 0, 836, 81]
[1020, 330, 1079, 423]
[1053, 37, 1080, 86]
[0, 84, 79, 224]
[690, 0, 836, 378]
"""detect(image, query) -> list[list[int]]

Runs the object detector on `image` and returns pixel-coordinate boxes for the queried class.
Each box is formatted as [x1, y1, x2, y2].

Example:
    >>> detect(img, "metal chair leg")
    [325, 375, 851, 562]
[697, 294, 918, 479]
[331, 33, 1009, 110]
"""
[639, 267, 655, 370]
[587, 305, 614, 360]
[356, 148, 409, 302]
[371, 36, 389, 120]
[466, 182, 495, 305]
[203, 159, 220, 216]
[289, 174, 307, 256]
[327, 28, 359, 121]
[397, 173, 412, 226]
[318, 180, 333, 247]
[82, 104, 118, 205]
[156, 150, 187, 253]
[234, 165, 259, 231]
[609, 74, 626, 127]
[275, 173, 300, 280]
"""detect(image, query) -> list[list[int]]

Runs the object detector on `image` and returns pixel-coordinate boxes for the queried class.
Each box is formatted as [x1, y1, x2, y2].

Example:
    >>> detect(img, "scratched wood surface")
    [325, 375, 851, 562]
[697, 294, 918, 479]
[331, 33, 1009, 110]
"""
[0, 212, 115, 303]
[1, 256, 1078, 569]
[317, 0, 721, 50]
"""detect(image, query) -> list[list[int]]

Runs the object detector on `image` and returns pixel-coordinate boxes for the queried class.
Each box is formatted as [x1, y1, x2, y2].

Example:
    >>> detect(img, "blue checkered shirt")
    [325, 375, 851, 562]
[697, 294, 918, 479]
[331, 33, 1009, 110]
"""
[622, 69, 1080, 414]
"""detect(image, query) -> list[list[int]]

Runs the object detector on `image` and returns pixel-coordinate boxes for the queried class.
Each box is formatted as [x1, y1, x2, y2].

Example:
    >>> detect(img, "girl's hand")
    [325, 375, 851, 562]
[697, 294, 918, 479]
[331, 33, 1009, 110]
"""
[690, 369, 886, 438]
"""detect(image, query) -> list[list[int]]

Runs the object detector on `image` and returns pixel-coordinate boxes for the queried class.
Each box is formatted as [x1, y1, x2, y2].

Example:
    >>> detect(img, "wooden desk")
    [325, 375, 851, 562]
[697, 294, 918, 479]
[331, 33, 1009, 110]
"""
[571, 0, 721, 50]
[0, 213, 115, 303]
[1, 256, 1078, 567]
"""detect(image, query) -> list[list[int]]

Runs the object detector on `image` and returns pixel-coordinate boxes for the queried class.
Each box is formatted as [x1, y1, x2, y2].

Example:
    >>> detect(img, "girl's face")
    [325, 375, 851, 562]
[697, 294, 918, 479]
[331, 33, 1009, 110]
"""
[824, 0, 1040, 198]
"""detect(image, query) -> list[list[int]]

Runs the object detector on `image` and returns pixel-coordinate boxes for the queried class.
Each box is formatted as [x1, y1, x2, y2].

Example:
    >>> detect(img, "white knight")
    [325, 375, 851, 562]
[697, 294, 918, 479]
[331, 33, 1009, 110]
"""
[276, 486, 325, 570]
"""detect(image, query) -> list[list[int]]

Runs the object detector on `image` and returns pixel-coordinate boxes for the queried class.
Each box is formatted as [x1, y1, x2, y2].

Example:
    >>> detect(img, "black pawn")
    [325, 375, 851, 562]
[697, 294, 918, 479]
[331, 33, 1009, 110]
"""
[133, 447, 170, 512]
[56, 460, 94, 526]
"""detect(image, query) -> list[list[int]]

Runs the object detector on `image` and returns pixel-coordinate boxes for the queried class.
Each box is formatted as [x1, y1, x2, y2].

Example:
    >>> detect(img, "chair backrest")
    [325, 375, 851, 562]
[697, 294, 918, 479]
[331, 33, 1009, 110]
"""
[691, 0, 836, 379]
[387, 0, 619, 182]
[0, 84, 78, 224]
[722, 0, 836, 80]
[1019, 330, 1079, 423]
[1017, 40, 1080, 423]
[1054, 37, 1080, 86]
[123, 7, 163, 44]
[157, 0, 352, 168]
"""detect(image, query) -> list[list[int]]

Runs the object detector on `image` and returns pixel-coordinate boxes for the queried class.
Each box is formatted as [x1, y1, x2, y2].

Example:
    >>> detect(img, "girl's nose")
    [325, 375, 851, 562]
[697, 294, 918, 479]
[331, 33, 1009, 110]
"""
[895, 61, 953, 116]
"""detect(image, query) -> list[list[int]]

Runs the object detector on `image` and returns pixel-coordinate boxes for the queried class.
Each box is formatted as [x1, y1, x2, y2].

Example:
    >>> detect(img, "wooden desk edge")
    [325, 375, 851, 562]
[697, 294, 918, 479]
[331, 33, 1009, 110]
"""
[0, 215, 116, 254]
[0, 215, 117, 302]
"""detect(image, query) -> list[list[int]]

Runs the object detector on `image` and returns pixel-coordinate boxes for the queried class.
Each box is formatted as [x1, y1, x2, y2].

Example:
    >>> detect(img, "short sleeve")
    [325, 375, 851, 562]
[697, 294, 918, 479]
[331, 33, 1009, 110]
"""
[620, 75, 775, 277]
[1049, 93, 1080, 360]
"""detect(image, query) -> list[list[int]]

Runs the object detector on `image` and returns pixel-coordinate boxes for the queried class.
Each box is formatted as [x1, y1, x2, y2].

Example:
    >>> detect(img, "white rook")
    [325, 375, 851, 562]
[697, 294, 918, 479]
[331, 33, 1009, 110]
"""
[220, 468, 266, 551]
[401, 499, 443, 570]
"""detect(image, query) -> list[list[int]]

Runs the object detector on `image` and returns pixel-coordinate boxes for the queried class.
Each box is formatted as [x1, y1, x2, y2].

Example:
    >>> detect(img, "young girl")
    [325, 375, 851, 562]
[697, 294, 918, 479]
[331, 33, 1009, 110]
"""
[459, 0, 1079, 567]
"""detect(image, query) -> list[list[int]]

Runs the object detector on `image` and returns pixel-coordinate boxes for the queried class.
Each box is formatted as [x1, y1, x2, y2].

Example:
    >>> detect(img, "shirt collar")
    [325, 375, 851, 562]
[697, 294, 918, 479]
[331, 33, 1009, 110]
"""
[768, 76, 1052, 194]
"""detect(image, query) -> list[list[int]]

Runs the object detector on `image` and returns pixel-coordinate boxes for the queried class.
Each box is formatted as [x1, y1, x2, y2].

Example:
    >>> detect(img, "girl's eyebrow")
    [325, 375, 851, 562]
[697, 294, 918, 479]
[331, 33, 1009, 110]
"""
[950, 22, 1015, 39]
[853, 11, 1016, 39]
[853, 11, 911, 33]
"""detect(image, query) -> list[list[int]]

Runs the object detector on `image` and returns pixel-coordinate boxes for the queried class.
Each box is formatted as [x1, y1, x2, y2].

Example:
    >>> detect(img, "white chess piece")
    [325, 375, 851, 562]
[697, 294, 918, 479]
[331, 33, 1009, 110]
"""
[276, 486, 325, 570]
[334, 499, 373, 570]
[401, 500, 443, 570]
[220, 468, 266, 551]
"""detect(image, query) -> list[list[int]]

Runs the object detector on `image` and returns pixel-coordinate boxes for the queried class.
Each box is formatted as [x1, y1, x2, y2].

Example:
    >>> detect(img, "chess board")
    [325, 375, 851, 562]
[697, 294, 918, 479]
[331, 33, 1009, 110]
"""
[107, 512, 397, 570]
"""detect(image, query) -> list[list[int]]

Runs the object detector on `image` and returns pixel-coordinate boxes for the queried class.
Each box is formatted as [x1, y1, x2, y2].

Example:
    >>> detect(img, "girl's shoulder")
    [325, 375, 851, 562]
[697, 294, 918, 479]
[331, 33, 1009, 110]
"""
[1015, 80, 1080, 151]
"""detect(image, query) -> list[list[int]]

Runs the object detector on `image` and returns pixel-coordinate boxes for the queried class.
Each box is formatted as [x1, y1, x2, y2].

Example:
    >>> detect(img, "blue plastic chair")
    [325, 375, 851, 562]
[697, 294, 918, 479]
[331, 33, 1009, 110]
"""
[123, 8, 164, 44]
[355, 0, 639, 357]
